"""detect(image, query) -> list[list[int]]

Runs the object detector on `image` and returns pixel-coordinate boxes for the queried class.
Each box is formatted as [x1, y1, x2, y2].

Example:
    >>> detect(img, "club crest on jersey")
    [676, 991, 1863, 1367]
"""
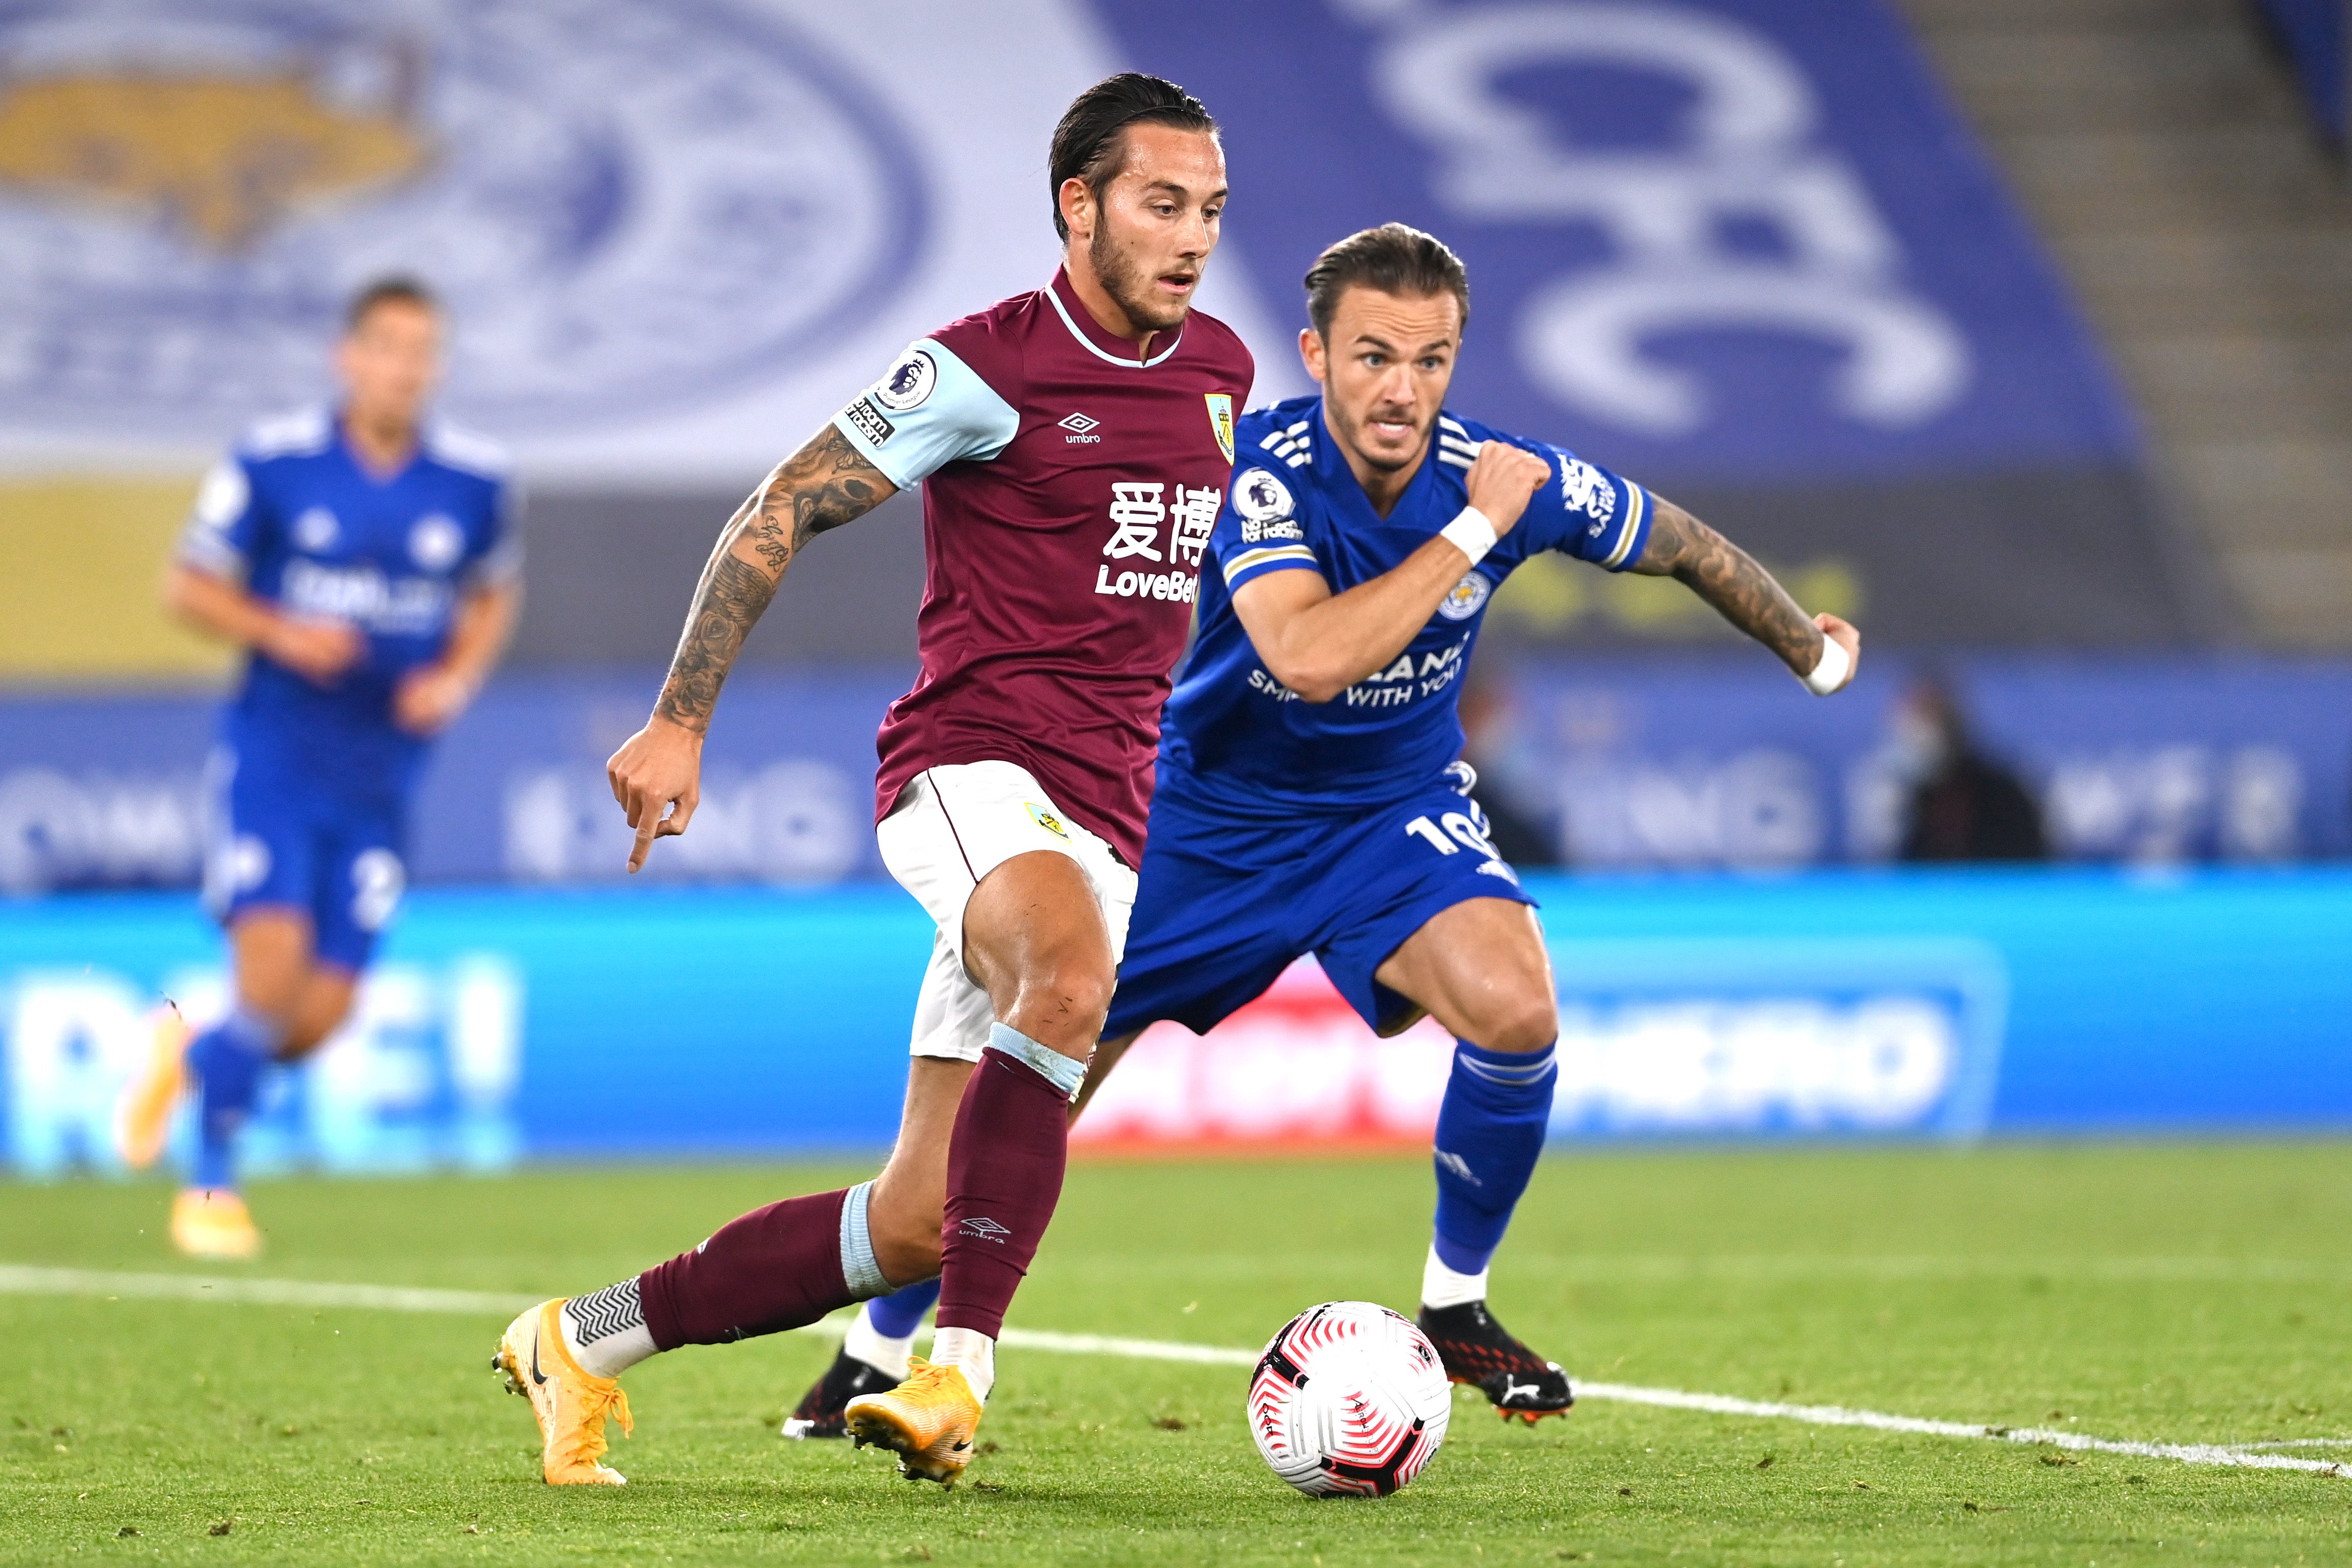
[1025, 802, 1070, 839]
[409, 512, 464, 572]
[874, 348, 936, 412]
[1438, 571, 1492, 621]
[1205, 393, 1235, 464]
[293, 506, 338, 551]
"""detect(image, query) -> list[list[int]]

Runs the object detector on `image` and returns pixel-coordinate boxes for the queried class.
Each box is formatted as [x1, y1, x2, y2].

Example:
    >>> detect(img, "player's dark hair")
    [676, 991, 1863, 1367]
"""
[1048, 73, 1217, 241]
[345, 274, 439, 332]
[1303, 225, 1471, 338]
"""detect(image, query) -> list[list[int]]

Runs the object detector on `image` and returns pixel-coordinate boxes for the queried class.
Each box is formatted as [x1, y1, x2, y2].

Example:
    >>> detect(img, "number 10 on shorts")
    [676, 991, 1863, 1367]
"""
[1404, 811, 1498, 860]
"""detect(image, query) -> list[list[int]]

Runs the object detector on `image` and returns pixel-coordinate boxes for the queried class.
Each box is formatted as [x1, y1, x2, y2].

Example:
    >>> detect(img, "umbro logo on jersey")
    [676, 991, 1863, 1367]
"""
[1059, 411, 1101, 444]
[960, 1216, 1012, 1243]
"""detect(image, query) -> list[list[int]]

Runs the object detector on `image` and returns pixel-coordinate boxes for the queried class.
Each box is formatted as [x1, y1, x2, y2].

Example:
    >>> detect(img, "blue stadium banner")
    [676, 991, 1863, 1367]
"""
[3, 871, 2349, 1175]
[1095, 0, 2140, 485]
[2257, 0, 2348, 141]
[5, 660, 2344, 897]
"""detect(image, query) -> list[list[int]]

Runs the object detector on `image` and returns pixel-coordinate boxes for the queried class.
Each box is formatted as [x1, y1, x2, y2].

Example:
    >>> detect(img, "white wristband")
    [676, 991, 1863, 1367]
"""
[1802, 633, 1851, 696]
[1438, 506, 1498, 568]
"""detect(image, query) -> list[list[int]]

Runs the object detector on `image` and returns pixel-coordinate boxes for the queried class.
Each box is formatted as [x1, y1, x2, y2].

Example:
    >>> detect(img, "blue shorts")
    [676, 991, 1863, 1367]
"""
[1104, 766, 1537, 1040]
[203, 743, 409, 973]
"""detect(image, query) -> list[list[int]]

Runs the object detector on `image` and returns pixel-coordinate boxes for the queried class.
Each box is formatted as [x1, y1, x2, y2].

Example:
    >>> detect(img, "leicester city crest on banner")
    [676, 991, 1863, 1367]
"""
[1205, 394, 1235, 464]
[0, 0, 929, 437]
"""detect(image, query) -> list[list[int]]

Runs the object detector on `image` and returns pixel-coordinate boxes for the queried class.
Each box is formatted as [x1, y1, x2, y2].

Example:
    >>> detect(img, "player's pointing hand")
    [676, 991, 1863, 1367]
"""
[607, 715, 704, 873]
[1462, 443, 1553, 537]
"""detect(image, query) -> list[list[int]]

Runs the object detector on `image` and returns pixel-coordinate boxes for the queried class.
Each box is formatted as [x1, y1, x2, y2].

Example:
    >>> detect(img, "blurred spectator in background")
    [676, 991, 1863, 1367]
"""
[1460, 672, 1562, 868]
[1893, 677, 2047, 863]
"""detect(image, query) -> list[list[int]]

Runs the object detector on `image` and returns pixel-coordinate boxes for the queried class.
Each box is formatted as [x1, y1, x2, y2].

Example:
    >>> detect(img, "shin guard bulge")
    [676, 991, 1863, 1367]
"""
[1431, 1040, 1559, 1275]
[935, 1031, 1081, 1339]
[637, 1188, 855, 1350]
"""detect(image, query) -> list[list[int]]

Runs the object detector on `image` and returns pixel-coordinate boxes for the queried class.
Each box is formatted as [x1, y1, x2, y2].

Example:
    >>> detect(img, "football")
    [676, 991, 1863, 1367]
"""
[1247, 1301, 1452, 1497]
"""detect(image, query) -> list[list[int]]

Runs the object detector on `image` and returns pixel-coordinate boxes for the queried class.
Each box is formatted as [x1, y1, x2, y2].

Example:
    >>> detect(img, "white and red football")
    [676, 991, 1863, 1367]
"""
[1247, 1300, 1451, 1497]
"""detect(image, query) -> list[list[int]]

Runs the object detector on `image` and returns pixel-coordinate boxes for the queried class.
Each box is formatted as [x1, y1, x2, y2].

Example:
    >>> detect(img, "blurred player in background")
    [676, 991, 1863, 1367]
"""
[1073, 224, 1860, 1418]
[115, 278, 522, 1260]
[492, 74, 1251, 1489]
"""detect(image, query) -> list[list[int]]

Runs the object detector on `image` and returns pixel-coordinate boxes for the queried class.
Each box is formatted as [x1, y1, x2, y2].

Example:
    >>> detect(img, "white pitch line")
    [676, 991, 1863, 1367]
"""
[0, 1264, 538, 1317]
[5, 1264, 2341, 1475]
[1569, 1382, 2346, 1475]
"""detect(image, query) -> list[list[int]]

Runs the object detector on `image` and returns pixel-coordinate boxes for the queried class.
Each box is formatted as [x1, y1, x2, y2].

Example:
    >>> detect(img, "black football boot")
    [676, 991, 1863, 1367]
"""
[1417, 1300, 1574, 1424]
[781, 1349, 902, 1439]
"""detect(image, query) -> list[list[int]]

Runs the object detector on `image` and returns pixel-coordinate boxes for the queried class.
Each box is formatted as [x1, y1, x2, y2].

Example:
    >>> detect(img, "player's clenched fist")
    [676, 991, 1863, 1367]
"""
[607, 715, 704, 873]
[1462, 442, 1553, 536]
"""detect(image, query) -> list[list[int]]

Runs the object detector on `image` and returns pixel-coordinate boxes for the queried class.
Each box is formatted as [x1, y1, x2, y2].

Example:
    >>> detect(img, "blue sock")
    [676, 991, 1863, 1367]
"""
[184, 1007, 286, 1191]
[865, 1277, 942, 1340]
[1430, 1039, 1559, 1275]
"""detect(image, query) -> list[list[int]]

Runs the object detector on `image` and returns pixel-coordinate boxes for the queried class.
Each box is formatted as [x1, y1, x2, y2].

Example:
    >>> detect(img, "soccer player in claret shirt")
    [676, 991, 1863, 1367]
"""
[490, 75, 1252, 1488]
[114, 277, 523, 1259]
[1080, 225, 1861, 1419]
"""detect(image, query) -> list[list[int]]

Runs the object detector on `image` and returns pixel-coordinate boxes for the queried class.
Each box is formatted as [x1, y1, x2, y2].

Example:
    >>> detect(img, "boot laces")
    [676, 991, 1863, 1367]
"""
[899, 1356, 967, 1404]
[556, 1377, 634, 1469]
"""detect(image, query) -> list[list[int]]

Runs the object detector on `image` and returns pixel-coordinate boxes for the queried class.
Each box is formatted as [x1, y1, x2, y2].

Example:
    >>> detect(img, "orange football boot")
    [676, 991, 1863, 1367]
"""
[493, 1299, 633, 1485]
[169, 1187, 261, 1261]
[116, 1005, 193, 1170]
[843, 1355, 984, 1485]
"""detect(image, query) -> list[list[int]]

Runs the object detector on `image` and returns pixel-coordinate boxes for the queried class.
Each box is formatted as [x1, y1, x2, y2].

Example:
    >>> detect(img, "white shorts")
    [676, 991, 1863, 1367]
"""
[877, 760, 1137, 1062]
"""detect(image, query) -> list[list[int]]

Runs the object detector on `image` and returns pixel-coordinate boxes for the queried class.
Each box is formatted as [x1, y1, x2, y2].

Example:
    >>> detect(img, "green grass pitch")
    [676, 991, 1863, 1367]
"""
[6, 1143, 2350, 1565]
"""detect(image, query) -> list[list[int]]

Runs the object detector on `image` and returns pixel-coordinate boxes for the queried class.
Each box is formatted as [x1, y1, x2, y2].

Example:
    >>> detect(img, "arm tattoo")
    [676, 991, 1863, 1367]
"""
[653, 426, 893, 731]
[1631, 498, 1821, 673]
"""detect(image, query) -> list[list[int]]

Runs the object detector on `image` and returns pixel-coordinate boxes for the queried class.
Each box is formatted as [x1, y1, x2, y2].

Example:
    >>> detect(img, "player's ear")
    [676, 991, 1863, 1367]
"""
[1298, 328, 1327, 386]
[1059, 175, 1095, 243]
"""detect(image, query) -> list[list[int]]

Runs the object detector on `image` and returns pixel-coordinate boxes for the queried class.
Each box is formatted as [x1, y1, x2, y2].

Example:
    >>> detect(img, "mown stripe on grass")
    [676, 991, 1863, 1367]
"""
[5, 1264, 2342, 1475]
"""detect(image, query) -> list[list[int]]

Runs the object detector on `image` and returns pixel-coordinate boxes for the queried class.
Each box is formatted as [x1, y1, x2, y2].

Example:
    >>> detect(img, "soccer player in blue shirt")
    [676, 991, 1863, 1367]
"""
[804, 224, 1860, 1430]
[116, 277, 522, 1260]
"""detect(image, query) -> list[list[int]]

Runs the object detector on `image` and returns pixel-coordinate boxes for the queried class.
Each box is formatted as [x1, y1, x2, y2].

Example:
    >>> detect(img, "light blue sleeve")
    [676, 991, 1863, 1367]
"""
[176, 454, 266, 580]
[829, 339, 1020, 490]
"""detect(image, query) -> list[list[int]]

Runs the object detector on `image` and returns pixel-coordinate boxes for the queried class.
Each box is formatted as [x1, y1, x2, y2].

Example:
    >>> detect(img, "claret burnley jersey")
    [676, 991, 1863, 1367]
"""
[1160, 394, 1652, 815]
[832, 267, 1254, 865]
[177, 407, 520, 797]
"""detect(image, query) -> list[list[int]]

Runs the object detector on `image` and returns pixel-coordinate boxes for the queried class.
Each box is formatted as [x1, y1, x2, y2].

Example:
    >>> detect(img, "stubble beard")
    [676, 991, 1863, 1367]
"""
[1090, 225, 1192, 336]
[1336, 399, 1429, 476]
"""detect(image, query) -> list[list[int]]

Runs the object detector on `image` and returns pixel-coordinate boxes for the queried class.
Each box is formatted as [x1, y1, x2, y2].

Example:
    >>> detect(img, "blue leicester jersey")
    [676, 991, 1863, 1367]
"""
[1159, 394, 1652, 814]
[178, 407, 521, 793]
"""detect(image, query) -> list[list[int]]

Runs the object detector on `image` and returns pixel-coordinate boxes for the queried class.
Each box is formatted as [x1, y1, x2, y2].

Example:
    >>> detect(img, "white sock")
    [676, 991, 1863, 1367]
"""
[930, 1326, 995, 1404]
[561, 1280, 658, 1380]
[1421, 1244, 1489, 1311]
[843, 1301, 918, 1380]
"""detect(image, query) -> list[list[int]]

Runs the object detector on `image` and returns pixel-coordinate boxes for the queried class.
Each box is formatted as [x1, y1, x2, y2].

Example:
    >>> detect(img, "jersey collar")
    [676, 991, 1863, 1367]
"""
[332, 403, 424, 486]
[1045, 267, 1186, 368]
